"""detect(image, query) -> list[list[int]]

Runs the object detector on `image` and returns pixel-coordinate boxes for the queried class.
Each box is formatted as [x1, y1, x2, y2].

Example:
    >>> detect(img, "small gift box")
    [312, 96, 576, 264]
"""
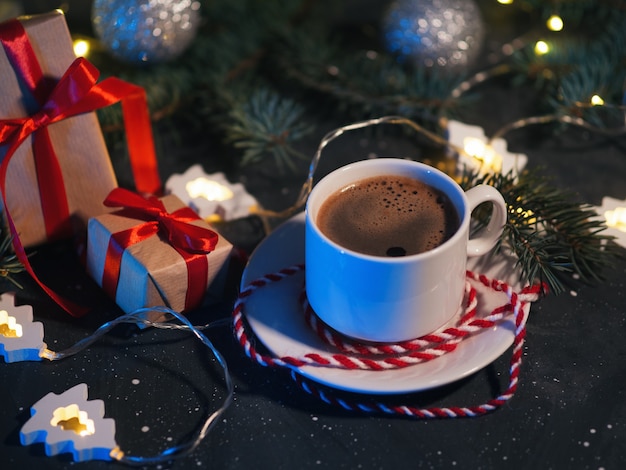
[0, 11, 160, 248]
[86, 189, 233, 317]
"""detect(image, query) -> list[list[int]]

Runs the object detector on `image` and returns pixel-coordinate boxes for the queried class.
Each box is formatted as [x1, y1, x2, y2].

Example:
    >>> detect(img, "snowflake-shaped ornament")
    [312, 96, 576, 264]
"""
[20, 383, 119, 462]
[0, 293, 45, 362]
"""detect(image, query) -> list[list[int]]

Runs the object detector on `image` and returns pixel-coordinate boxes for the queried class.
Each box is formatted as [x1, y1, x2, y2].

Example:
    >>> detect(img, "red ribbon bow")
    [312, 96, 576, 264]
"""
[101, 188, 219, 312]
[0, 18, 162, 316]
[1, 57, 114, 155]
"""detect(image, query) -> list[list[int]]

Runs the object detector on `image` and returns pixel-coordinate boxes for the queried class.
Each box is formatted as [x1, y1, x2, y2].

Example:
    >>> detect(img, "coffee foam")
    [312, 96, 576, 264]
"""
[317, 175, 458, 257]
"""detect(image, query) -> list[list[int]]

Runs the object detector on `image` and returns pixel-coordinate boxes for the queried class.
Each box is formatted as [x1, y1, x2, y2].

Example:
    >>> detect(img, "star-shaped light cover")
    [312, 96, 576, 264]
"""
[20, 383, 118, 462]
[595, 197, 626, 248]
[166, 163, 259, 222]
[447, 120, 528, 175]
[0, 293, 45, 363]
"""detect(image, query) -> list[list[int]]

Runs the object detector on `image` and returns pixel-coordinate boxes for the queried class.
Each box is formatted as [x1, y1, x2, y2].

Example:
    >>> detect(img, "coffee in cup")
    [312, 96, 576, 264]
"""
[316, 174, 460, 258]
[305, 158, 507, 343]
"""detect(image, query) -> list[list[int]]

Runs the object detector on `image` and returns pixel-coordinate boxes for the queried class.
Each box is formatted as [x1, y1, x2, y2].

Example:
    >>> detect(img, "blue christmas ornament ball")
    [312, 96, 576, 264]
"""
[92, 0, 201, 64]
[383, 0, 485, 70]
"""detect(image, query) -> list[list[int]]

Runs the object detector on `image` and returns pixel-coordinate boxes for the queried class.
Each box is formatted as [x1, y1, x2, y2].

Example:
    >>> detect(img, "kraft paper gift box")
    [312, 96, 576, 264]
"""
[0, 11, 160, 250]
[0, 11, 118, 248]
[86, 190, 233, 317]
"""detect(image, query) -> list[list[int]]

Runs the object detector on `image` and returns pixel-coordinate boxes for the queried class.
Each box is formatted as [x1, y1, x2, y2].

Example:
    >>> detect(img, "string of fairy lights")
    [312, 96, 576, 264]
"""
[1, 1, 625, 465]
[73, 0, 626, 235]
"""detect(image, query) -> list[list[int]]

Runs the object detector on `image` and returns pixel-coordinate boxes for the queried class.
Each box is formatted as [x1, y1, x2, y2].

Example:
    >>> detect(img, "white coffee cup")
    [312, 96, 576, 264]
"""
[305, 158, 507, 343]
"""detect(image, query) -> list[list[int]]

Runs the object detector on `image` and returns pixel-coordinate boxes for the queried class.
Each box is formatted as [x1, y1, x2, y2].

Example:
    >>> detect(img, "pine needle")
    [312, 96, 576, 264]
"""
[460, 168, 622, 294]
[0, 223, 25, 289]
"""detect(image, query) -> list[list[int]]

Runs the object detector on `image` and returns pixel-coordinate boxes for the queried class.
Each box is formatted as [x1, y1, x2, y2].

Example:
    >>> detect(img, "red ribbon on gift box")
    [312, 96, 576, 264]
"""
[102, 188, 219, 312]
[0, 19, 162, 316]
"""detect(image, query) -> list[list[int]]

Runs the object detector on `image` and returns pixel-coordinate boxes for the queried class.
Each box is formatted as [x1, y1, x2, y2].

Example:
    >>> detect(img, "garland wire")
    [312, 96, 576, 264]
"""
[39, 306, 233, 466]
[251, 105, 626, 220]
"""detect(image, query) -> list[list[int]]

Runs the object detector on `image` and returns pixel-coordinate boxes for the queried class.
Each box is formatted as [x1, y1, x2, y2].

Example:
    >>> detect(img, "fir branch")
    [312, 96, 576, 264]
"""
[0, 224, 25, 289]
[521, 0, 625, 27]
[86, 0, 626, 169]
[223, 89, 315, 173]
[460, 168, 622, 294]
[509, 3, 626, 93]
[272, 26, 470, 122]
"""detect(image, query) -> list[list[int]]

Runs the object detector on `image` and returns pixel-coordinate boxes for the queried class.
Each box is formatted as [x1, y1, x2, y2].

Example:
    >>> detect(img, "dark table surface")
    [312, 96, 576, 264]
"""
[2, 77, 626, 470]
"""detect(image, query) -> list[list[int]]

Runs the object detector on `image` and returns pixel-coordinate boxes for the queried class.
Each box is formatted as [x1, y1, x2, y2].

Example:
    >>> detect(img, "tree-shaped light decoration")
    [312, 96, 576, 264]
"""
[20, 383, 119, 462]
[0, 293, 45, 363]
[595, 197, 626, 248]
[447, 120, 528, 175]
[166, 164, 259, 222]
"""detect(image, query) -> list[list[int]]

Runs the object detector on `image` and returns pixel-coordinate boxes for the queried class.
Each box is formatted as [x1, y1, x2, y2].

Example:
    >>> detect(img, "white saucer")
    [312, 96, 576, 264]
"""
[240, 212, 530, 395]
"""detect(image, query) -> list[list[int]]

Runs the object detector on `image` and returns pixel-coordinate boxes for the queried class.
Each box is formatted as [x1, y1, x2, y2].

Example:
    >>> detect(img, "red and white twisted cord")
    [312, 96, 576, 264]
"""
[293, 275, 541, 418]
[299, 281, 478, 357]
[232, 264, 542, 417]
[233, 264, 305, 368]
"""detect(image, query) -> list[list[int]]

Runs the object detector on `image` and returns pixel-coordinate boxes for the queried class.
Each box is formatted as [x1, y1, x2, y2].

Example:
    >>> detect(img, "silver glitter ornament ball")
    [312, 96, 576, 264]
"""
[383, 0, 485, 70]
[92, 0, 202, 64]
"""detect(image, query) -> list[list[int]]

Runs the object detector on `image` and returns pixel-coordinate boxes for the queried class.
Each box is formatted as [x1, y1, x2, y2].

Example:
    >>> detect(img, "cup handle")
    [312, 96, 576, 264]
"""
[465, 184, 508, 257]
